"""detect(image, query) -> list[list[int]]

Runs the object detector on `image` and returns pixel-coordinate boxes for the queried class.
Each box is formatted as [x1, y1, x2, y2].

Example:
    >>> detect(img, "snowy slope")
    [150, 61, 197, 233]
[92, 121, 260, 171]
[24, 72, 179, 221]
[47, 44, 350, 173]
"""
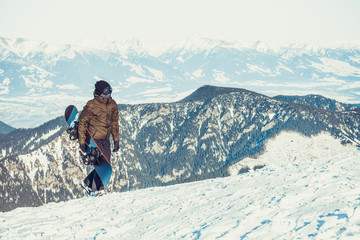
[1, 149, 360, 239]
[228, 131, 356, 174]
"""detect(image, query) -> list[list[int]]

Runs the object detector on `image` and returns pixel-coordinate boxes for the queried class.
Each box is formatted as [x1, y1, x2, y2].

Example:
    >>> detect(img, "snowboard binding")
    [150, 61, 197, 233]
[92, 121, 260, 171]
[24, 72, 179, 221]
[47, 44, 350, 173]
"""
[66, 122, 79, 141]
[80, 146, 100, 165]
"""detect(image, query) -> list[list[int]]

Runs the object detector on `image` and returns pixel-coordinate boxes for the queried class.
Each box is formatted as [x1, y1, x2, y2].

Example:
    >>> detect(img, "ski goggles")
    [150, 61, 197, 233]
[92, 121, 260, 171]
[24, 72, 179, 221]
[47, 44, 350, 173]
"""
[102, 87, 112, 96]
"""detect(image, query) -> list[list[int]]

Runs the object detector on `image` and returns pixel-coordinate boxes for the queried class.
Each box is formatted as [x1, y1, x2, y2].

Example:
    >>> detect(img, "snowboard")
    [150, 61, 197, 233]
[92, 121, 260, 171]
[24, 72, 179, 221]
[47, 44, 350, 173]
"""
[64, 105, 112, 187]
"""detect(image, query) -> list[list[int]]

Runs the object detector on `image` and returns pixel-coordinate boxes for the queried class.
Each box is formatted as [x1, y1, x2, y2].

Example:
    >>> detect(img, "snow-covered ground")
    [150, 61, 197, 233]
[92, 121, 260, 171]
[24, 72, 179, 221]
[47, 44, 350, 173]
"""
[229, 131, 356, 174]
[1, 144, 360, 239]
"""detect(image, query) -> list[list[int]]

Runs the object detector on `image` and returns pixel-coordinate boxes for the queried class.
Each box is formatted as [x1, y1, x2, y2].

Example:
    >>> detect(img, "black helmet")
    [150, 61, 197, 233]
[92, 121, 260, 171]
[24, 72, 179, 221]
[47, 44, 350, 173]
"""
[94, 80, 111, 96]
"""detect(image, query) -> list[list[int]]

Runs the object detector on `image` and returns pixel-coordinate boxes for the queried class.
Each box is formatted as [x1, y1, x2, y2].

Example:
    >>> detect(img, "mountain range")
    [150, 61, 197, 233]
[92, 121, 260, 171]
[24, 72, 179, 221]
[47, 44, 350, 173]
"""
[1, 85, 359, 212]
[1, 36, 360, 128]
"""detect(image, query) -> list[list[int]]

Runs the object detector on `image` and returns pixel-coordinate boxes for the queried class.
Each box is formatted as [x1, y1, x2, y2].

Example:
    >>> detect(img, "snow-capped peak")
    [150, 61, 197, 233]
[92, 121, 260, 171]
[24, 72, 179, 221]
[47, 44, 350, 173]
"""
[1, 35, 360, 59]
[0, 36, 70, 58]
[73, 38, 146, 56]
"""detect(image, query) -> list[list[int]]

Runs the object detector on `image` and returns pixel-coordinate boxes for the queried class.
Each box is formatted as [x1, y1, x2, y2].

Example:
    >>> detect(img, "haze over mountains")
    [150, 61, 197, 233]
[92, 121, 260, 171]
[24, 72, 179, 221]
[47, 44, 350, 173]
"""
[1, 36, 360, 128]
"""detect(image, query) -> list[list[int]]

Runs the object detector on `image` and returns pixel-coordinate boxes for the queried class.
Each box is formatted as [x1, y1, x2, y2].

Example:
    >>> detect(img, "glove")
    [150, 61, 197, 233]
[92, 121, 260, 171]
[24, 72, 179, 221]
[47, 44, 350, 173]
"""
[79, 143, 86, 152]
[113, 141, 119, 152]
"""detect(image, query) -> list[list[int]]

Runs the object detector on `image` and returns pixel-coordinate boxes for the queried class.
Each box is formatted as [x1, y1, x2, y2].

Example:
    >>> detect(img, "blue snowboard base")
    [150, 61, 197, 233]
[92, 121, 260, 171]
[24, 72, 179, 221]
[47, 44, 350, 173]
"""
[65, 105, 112, 187]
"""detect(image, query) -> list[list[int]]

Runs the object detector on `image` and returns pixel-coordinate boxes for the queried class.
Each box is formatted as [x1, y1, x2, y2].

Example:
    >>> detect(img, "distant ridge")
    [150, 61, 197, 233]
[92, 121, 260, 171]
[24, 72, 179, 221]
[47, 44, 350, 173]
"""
[274, 94, 360, 112]
[0, 120, 15, 135]
[178, 85, 259, 102]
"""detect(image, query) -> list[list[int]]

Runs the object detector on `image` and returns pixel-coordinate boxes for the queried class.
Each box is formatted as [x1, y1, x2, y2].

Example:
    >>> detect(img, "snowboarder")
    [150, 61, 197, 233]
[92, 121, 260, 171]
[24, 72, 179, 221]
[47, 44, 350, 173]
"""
[78, 80, 120, 195]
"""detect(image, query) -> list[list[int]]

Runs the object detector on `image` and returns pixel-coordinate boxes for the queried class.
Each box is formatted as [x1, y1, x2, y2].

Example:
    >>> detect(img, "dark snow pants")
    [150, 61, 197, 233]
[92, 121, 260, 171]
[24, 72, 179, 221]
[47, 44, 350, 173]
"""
[84, 138, 111, 192]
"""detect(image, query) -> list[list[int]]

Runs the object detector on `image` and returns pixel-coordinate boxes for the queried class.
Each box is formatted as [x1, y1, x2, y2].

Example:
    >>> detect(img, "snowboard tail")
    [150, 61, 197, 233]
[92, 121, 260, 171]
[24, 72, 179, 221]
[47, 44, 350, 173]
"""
[64, 105, 112, 187]
[84, 128, 112, 186]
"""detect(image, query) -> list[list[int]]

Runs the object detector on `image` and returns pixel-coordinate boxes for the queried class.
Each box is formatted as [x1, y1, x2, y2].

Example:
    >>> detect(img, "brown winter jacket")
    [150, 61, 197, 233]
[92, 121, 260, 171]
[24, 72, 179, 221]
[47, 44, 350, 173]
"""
[78, 93, 120, 145]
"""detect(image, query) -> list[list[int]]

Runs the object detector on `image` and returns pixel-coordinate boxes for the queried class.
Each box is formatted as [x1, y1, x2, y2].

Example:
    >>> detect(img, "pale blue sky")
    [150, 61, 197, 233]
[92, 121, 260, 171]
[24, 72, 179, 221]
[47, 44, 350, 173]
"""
[0, 0, 359, 45]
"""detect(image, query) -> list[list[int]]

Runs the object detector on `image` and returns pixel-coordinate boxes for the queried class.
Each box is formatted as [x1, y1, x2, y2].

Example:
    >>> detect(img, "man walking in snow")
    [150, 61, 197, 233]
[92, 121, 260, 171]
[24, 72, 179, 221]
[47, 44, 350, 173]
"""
[78, 80, 120, 195]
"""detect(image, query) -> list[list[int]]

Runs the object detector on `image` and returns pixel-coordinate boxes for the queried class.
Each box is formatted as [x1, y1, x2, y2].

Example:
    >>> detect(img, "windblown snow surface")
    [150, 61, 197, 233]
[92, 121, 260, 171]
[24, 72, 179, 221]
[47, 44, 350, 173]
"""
[1, 132, 360, 239]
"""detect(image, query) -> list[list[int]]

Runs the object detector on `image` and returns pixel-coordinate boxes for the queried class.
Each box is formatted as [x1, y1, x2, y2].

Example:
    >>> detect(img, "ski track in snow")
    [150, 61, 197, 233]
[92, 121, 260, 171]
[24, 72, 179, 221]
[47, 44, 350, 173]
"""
[2, 151, 360, 239]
